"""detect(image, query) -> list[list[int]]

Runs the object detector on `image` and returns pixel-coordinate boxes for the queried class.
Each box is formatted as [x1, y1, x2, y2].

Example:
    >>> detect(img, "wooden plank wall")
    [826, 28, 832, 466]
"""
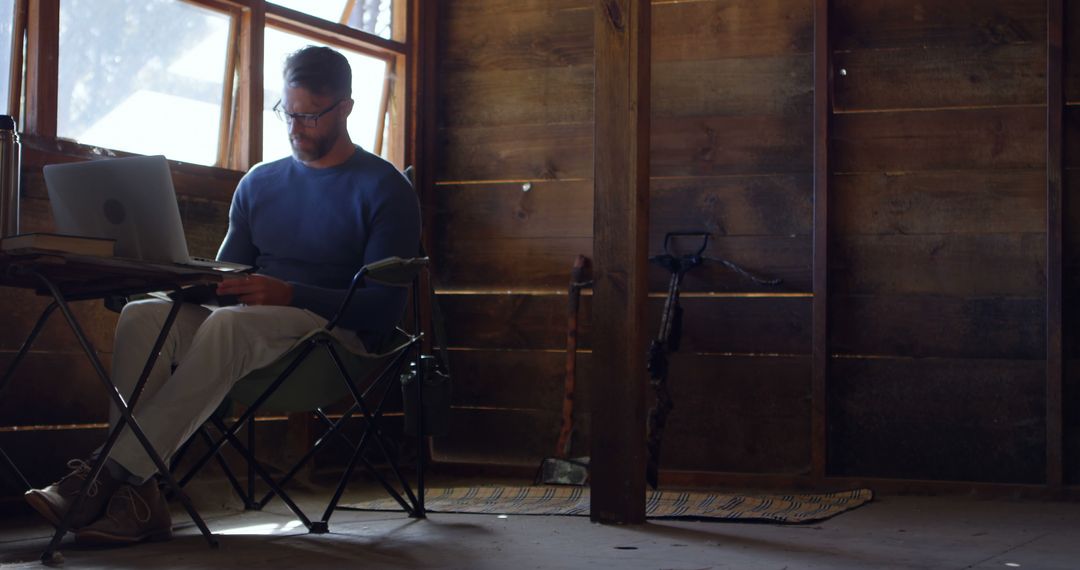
[1064, 0, 1079, 486]
[432, 0, 1077, 488]
[431, 0, 815, 474]
[828, 0, 1048, 484]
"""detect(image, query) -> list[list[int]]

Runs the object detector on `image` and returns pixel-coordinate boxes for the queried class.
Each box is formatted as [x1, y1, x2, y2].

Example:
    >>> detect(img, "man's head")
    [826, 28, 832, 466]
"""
[278, 46, 354, 164]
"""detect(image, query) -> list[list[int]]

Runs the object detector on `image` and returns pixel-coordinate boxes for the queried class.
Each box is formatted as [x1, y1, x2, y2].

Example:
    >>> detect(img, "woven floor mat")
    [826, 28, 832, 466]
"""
[343, 486, 873, 524]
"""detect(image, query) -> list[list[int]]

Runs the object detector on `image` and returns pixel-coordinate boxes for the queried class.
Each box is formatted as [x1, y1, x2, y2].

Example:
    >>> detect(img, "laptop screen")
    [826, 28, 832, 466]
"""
[42, 155, 193, 264]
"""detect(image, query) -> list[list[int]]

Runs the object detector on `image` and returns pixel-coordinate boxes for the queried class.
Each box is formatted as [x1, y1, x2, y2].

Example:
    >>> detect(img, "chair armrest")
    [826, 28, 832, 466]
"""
[325, 256, 429, 331]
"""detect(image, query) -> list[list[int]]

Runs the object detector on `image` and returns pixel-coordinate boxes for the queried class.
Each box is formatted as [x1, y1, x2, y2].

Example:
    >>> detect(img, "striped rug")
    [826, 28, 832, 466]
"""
[343, 486, 873, 523]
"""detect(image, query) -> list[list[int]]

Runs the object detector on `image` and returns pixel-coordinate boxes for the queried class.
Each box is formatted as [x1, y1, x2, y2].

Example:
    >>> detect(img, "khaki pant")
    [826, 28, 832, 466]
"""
[106, 299, 367, 480]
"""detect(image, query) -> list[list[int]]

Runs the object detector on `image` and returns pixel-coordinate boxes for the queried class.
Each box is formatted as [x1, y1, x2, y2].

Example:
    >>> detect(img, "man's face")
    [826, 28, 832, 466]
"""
[280, 86, 350, 162]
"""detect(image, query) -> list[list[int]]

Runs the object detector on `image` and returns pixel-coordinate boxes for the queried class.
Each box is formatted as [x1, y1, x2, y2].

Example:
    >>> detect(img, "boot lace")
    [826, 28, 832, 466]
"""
[61, 459, 101, 498]
[106, 485, 152, 524]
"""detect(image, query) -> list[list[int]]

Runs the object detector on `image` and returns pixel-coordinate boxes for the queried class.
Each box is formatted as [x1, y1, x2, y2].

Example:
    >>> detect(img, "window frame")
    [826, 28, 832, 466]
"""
[6, 0, 415, 173]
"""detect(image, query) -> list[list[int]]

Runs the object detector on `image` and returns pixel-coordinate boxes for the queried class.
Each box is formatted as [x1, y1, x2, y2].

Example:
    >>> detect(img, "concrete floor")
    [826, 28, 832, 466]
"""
[0, 479, 1077, 569]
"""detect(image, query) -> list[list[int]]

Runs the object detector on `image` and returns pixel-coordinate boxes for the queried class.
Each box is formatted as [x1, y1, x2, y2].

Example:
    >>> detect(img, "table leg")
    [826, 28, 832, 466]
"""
[29, 274, 218, 562]
[0, 301, 58, 491]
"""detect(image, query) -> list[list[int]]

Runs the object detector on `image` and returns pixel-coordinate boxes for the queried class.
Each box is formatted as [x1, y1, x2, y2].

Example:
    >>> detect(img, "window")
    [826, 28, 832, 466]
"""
[7, 0, 411, 172]
[57, 0, 231, 166]
[270, 0, 398, 40]
[262, 27, 390, 162]
[0, 0, 14, 113]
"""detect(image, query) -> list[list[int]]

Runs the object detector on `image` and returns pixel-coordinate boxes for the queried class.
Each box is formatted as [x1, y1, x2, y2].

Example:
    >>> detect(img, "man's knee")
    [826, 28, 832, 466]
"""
[116, 299, 172, 337]
[198, 306, 247, 338]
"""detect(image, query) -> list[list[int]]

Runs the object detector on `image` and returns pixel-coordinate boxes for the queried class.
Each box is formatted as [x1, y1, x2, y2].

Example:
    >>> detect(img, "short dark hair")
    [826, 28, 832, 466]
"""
[283, 46, 352, 99]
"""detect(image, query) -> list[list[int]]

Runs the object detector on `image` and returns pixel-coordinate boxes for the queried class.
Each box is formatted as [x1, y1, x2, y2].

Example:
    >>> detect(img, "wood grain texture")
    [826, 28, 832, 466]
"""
[437, 122, 593, 182]
[652, 55, 811, 118]
[832, 0, 1046, 51]
[651, 115, 812, 177]
[435, 174, 810, 240]
[662, 354, 811, 473]
[434, 180, 593, 240]
[439, 65, 593, 128]
[652, 0, 812, 61]
[828, 357, 1046, 484]
[834, 43, 1046, 112]
[831, 295, 1045, 360]
[0, 288, 117, 353]
[429, 407, 566, 466]
[432, 353, 810, 474]
[590, 0, 650, 523]
[832, 107, 1045, 173]
[832, 171, 1045, 235]
[831, 233, 1046, 297]
[433, 234, 809, 292]
[1067, 0, 1079, 100]
[1066, 358, 1080, 484]
[440, 0, 592, 71]
[439, 294, 810, 354]
[0, 352, 112, 426]
[0, 429, 106, 489]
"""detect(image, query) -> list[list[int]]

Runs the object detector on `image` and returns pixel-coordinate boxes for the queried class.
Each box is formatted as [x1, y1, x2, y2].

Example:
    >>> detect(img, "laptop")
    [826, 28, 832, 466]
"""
[43, 155, 251, 273]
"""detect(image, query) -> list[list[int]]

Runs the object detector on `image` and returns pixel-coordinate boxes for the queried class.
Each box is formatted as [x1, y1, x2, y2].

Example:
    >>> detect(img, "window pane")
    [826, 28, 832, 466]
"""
[271, 0, 397, 40]
[0, 0, 13, 116]
[58, 0, 230, 166]
[262, 28, 389, 162]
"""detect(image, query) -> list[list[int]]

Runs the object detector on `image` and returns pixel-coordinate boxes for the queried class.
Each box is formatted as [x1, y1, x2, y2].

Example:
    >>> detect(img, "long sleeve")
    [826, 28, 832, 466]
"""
[219, 150, 422, 350]
[288, 172, 421, 339]
[216, 182, 259, 266]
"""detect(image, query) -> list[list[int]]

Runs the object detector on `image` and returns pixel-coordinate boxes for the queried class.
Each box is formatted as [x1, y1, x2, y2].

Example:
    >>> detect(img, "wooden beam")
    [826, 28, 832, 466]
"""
[234, 2, 265, 169]
[411, 0, 435, 359]
[1046, 0, 1064, 490]
[266, 3, 408, 61]
[217, 12, 241, 168]
[24, 0, 57, 137]
[811, 0, 831, 481]
[590, 0, 649, 525]
[7, 0, 27, 120]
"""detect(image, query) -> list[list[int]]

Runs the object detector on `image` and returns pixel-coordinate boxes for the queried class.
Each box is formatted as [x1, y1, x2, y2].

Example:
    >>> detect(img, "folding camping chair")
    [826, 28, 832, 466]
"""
[174, 255, 432, 533]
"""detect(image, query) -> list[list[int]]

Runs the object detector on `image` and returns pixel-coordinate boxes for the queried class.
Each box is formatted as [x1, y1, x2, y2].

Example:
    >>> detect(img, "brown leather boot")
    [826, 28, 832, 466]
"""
[75, 480, 173, 545]
[24, 459, 121, 530]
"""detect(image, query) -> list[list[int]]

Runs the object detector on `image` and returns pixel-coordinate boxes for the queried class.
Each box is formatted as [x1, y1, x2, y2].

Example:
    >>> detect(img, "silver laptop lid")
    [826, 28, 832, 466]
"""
[42, 155, 191, 264]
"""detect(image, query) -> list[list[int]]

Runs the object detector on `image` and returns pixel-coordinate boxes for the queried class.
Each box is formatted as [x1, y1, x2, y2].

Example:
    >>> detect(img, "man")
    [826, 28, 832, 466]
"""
[24, 46, 421, 545]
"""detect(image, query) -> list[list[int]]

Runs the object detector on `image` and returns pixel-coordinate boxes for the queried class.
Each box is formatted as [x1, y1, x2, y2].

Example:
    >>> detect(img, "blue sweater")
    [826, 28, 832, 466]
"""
[217, 147, 421, 348]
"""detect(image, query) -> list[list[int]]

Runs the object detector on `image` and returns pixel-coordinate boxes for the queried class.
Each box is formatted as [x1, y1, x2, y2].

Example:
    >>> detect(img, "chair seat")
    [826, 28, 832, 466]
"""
[230, 328, 414, 413]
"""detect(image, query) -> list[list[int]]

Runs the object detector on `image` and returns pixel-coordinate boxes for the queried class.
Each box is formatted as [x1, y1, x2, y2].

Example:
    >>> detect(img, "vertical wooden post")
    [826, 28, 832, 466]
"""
[25, 0, 58, 137]
[234, 2, 265, 170]
[591, 0, 649, 525]
[7, 0, 27, 120]
[810, 0, 831, 481]
[411, 0, 436, 357]
[1046, 0, 1064, 490]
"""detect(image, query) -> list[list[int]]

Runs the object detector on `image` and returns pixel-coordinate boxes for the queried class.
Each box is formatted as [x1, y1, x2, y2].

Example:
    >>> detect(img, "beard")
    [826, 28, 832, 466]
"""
[290, 130, 337, 162]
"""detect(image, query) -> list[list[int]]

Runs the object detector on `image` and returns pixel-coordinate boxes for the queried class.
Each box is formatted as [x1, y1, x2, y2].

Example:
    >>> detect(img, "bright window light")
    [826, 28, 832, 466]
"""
[0, 0, 13, 112]
[262, 27, 389, 162]
[270, 0, 396, 39]
[218, 519, 304, 536]
[57, 0, 230, 166]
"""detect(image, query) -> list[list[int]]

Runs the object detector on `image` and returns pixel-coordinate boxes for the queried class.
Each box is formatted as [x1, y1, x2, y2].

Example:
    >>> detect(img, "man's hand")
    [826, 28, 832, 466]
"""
[216, 274, 294, 306]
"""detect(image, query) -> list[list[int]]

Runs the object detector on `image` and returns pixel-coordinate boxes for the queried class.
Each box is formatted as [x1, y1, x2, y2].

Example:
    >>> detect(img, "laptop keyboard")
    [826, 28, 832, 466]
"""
[187, 256, 252, 272]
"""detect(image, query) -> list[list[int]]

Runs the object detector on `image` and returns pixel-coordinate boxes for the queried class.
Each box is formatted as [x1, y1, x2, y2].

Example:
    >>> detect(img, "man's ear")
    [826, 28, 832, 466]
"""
[341, 98, 355, 118]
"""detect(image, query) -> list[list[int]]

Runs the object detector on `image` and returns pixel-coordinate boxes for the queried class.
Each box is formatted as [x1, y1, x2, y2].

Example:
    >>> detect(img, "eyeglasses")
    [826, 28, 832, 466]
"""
[272, 99, 344, 128]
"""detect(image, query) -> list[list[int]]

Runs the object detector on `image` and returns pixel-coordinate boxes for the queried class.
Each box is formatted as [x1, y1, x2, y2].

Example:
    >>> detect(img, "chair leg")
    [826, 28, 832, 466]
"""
[295, 343, 426, 525]
[255, 406, 360, 509]
[198, 426, 251, 508]
[247, 415, 256, 508]
[208, 416, 316, 531]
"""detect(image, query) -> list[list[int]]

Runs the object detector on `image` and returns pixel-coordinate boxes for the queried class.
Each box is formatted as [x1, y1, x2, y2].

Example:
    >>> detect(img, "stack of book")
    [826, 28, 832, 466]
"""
[0, 232, 116, 257]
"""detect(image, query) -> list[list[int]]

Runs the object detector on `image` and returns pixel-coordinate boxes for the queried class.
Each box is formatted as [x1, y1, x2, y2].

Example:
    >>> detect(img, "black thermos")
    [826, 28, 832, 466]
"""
[0, 114, 20, 238]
